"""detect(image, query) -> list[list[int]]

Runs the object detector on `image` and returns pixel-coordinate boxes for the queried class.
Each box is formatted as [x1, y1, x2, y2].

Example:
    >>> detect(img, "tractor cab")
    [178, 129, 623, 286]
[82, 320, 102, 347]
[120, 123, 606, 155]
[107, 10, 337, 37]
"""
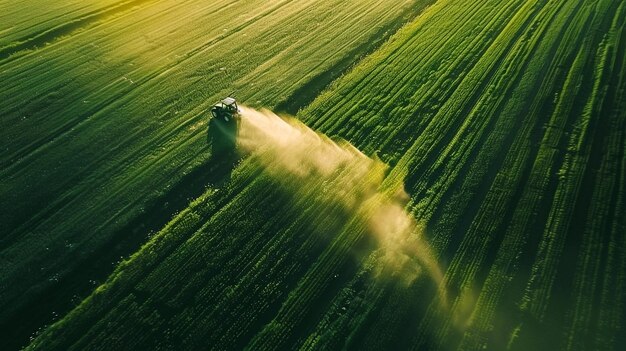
[211, 97, 240, 122]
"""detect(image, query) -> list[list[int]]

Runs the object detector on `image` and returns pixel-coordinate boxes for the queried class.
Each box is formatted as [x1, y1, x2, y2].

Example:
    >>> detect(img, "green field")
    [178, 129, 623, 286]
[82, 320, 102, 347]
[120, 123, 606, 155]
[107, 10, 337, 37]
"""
[1, 0, 625, 350]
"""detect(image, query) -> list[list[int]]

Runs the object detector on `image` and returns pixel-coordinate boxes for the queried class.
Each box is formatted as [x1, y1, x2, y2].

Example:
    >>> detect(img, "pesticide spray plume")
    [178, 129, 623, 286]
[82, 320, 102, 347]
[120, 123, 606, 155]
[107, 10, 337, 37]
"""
[237, 106, 448, 307]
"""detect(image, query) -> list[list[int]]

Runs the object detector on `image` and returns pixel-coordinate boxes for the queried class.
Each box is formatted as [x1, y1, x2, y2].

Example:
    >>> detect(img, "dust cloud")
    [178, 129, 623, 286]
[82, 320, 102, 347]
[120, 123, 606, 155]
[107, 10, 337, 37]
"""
[237, 107, 447, 306]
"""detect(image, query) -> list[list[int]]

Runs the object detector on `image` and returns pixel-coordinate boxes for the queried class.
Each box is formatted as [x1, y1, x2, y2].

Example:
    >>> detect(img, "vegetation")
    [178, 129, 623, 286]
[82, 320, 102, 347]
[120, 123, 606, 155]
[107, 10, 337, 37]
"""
[1, 0, 624, 350]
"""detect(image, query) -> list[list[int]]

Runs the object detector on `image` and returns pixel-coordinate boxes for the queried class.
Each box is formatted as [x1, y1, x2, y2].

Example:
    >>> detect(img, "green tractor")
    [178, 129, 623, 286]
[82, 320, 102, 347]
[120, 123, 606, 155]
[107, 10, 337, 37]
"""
[208, 97, 241, 155]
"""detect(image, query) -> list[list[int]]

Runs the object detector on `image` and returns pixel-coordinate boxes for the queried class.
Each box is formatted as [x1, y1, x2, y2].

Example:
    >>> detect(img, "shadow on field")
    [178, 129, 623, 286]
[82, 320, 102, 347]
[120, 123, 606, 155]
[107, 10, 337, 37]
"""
[208, 116, 239, 163]
[2, 122, 239, 351]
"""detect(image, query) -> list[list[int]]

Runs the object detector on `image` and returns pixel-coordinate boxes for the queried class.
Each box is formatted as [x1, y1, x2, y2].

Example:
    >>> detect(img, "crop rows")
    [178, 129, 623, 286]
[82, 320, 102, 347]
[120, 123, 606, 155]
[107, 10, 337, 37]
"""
[0, 0, 430, 349]
[3, 0, 625, 350]
[295, 0, 624, 349]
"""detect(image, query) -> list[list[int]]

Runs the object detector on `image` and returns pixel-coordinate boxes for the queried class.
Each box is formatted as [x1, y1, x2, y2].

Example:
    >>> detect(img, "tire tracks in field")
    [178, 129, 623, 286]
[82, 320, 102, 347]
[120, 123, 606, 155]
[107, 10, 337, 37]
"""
[428, 0, 575, 299]
[431, 1, 592, 349]
[533, 3, 625, 349]
[431, 1, 617, 349]
[452, 2, 594, 348]
[398, 1, 571, 348]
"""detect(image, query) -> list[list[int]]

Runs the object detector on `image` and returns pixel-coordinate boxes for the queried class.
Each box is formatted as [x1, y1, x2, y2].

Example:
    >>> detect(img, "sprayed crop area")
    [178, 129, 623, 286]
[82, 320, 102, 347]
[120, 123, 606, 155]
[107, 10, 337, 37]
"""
[2, 0, 626, 350]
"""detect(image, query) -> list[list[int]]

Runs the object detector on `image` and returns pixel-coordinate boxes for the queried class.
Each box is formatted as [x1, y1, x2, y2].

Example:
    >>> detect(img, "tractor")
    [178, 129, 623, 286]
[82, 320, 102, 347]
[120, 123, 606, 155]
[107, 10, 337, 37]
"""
[210, 97, 241, 122]
[208, 97, 241, 155]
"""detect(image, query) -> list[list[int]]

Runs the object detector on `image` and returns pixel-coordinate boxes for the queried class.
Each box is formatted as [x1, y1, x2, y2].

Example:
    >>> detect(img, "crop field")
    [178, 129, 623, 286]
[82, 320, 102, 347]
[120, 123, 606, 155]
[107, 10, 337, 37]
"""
[1, 0, 625, 350]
